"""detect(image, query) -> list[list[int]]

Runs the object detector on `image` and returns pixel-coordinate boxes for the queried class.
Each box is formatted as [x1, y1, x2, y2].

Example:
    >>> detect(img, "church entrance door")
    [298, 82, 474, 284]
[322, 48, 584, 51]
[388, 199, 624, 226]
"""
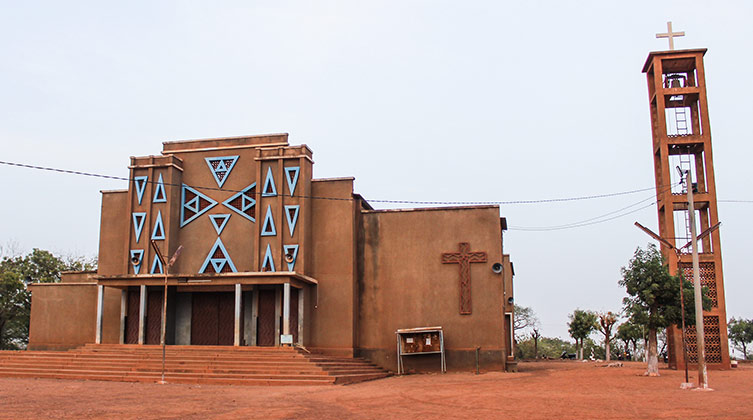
[191, 292, 235, 345]
[256, 289, 277, 346]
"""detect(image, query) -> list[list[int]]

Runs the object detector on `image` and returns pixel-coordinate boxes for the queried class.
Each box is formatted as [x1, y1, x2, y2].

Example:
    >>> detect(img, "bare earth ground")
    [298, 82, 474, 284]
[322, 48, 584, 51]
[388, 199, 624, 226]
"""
[1, 361, 751, 419]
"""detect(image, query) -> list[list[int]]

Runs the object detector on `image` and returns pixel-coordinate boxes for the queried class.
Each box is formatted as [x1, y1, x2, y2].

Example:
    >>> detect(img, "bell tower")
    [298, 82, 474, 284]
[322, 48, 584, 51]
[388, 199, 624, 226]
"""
[642, 26, 731, 370]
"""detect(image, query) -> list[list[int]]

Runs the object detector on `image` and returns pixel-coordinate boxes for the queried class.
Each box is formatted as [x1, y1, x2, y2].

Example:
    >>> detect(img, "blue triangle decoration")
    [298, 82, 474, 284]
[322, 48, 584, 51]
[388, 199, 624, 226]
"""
[181, 184, 218, 227]
[284, 205, 300, 237]
[284, 166, 300, 197]
[132, 212, 147, 243]
[262, 167, 277, 197]
[150, 254, 163, 274]
[133, 176, 148, 205]
[262, 243, 275, 272]
[283, 245, 299, 271]
[209, 214, 231, 235]
[151, 210, 165, 240]
[205, 156, 239, 188]
[261, 205, 277, 236]
[153, 174, 167, 203]
[222, 183, 256, 222]
[199, 238, 238, 274]
[130, 249, 144, 275]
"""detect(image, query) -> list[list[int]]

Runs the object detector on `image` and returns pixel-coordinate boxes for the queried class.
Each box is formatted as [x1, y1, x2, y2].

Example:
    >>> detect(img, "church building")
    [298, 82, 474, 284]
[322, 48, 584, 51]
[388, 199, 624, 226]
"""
[28, 133, 515, 372]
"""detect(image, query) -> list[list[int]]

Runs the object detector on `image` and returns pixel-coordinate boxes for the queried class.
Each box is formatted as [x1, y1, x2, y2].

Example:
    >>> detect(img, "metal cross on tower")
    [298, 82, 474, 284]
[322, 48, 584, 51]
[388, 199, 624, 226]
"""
[656, 21, 685, 50]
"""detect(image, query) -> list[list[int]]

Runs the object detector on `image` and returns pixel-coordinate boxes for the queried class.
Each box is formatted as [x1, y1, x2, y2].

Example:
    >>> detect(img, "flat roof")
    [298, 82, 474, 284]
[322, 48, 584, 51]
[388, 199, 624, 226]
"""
[642, 48, 707, 73]
[362, 204, 500, 214]
[162, 133, 290, 153]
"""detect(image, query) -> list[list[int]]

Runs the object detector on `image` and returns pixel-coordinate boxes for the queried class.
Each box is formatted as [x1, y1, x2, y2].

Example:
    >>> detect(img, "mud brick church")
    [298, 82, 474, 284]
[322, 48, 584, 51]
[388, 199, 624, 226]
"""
[28, 134, 515, 372]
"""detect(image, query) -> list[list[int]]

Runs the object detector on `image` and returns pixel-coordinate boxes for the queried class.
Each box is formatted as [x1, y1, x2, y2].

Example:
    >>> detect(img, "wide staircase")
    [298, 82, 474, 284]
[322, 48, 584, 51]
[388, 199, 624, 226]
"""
[0, 344, 389, 386]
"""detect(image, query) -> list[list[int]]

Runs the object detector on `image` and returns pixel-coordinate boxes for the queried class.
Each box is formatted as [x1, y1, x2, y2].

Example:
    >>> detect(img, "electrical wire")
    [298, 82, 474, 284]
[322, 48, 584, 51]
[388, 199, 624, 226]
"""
[0, 159, 664, 206]
[507, 184, 675, 231]
[1, 160, 748, 232]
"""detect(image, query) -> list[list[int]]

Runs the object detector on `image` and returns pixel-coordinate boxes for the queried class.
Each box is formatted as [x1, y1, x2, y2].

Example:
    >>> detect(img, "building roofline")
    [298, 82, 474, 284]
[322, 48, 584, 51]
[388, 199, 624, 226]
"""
[642, 48, 707, 73]
[362, 204, 499, 214]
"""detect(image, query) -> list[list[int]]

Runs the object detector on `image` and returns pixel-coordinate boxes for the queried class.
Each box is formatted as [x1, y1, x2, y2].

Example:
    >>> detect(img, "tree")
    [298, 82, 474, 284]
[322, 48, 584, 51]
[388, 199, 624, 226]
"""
[530, 328, 542, 359]
[619, 244, 708, 376]
[617, 319, 643, 361]
[515, 336, 575, 360]
[0, 249, 96, 349]
[597, 312, 619, 361]
[728, 318, 753, 360]
[568, 309, 597, 360]
[513, 304, 537, 337]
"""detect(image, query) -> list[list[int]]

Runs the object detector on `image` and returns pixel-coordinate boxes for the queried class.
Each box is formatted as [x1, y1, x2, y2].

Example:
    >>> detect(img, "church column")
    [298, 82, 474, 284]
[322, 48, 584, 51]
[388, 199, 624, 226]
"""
[138, 285, 147, 345]
[234, 284, 242, 346]
[95, 285, 104, 344]
[249, 288, 258, 346]
[119, 289, 127, 344]
[282, 282, 290, 344]
[297, 287, 304, 345]
[274, 288, 281, 346]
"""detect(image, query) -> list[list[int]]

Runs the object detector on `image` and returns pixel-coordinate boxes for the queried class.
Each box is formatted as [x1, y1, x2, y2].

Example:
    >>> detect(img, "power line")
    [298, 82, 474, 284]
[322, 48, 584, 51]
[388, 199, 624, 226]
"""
[0, 159, 667, 206]
[1, 160, 748, 232]
[507, 185, 673, 231]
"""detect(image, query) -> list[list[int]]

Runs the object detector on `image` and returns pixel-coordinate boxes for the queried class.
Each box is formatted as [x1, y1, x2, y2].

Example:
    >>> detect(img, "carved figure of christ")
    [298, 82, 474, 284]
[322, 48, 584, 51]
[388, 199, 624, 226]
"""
[441, 242, 487, 315]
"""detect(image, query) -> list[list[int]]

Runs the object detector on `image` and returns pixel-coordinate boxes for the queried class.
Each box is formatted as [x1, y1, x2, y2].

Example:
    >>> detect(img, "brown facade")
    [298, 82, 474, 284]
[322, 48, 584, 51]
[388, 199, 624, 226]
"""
[28, 134, 515, 372]
[642, 49, 731, 369]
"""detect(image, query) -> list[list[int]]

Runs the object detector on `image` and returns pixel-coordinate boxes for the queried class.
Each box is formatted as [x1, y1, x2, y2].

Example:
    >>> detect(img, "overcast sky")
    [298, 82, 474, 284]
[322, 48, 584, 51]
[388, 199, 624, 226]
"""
[1, 1, 751, 343]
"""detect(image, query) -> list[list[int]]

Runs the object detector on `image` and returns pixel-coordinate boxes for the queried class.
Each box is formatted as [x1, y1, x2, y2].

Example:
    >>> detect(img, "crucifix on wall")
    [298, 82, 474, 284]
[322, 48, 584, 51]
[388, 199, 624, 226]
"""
[441, 242, 487, 315]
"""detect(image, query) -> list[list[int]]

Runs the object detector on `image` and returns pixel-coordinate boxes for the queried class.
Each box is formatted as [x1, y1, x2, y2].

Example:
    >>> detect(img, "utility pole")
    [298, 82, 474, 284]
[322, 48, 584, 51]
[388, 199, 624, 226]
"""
[151, 240, 182, 385]
[635, 211, 720, 388]
[685, 171, 709, 390]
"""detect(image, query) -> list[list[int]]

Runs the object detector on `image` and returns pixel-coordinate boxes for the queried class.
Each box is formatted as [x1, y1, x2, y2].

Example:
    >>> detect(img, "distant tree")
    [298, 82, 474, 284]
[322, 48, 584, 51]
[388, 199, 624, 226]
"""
[619, 244, 708, 376]
[728, 318, 753, 360]
[530, 328, 542, 359]
[0, 249, 95, 349]
[568, 309, 597, 360]
[513, 304, 537, 337]
[617, 319, 643, 361]
[516, 336, 575, 359]
[597, 312, 619, 361]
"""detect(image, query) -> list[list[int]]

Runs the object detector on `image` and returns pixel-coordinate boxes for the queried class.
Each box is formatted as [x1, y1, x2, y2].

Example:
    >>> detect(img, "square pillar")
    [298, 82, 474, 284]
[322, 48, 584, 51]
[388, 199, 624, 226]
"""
[274, 287, 281, 346]
[119, 289, 127, 344]
[95, 285, 104, 344]
[297, 287, 304, 345]
[138, 285, 146, 345]
[234, 284, 242, 346]
[249, 288, 258, 346]
[282, 282, 291, 338]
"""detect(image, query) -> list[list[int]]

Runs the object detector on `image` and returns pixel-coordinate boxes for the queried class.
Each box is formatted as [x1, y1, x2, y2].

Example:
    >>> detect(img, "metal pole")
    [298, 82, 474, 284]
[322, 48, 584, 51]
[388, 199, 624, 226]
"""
[160, 265, 168, 384]
[686, 171, 708, 389]
[676, 254, 689, 384]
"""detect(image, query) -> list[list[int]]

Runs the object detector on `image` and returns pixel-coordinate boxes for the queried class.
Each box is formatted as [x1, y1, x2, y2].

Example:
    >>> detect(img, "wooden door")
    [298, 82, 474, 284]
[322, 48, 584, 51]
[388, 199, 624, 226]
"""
[257, 289, 277, 346]
[146, 290, 163, 344]
[125, 289, 139, 344]
[191, 293, 219, 345]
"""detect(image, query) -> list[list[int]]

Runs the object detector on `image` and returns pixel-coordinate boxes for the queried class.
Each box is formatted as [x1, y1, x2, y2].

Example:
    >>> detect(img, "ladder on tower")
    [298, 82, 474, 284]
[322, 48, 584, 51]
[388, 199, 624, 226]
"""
[675, 107, 689, 135]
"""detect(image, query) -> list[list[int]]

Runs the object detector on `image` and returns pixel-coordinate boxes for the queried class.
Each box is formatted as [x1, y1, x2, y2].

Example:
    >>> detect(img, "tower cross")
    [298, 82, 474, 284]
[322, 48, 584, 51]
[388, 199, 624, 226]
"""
[441, 242, 487, 315]
[656, 21, 685, 51]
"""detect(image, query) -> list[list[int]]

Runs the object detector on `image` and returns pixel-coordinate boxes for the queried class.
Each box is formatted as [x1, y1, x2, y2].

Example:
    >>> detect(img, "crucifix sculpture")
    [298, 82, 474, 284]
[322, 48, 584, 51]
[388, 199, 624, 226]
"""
[656, 21, 685, 51]
[441, 242, 487, 315]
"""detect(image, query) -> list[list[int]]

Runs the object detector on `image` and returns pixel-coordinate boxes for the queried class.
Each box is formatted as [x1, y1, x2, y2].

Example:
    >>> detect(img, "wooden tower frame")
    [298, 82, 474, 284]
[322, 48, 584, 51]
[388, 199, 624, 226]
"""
[642, 48, 731, 370]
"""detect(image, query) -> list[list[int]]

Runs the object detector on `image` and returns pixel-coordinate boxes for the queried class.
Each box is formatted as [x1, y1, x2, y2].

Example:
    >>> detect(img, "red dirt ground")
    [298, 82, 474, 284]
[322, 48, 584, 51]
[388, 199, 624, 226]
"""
[1, 360, 751, 419]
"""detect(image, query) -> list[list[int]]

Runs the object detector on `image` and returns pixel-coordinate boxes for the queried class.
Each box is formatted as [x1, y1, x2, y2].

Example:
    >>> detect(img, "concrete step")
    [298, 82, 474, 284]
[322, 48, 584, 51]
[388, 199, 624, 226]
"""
[0, 345, 389, 386]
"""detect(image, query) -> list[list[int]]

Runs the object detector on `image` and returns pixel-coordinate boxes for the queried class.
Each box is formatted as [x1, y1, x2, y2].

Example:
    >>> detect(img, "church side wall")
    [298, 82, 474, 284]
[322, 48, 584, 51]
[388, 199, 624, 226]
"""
[28, 284, 121, 350]
[307, 179, 358, 356]
[358, 206, 505, 372]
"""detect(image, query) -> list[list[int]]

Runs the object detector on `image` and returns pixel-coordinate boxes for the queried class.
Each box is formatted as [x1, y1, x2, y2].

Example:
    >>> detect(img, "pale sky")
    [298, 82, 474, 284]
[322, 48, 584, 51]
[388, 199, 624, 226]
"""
[1, 1, 751, 342]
